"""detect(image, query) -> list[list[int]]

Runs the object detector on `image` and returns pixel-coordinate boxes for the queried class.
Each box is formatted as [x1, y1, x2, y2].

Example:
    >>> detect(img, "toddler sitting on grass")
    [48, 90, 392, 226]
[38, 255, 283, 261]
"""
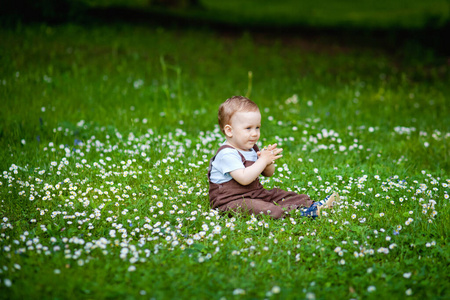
[208, 96, 339, 219]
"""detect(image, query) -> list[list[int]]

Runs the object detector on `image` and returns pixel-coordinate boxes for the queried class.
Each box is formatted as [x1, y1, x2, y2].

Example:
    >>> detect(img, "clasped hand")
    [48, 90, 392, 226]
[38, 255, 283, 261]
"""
[257, 143, 283, 165]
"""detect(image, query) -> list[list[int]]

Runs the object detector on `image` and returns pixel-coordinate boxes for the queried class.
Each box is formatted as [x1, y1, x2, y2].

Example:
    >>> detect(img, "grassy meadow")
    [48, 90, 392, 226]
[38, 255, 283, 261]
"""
[1, 7, 449, 299]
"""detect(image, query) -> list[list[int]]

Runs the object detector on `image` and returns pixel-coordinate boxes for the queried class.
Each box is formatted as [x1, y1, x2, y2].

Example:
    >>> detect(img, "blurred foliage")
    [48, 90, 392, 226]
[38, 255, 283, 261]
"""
[200, 0, 450, 29]
[1, 0, 448, 29]
[0, 0, 91, 23]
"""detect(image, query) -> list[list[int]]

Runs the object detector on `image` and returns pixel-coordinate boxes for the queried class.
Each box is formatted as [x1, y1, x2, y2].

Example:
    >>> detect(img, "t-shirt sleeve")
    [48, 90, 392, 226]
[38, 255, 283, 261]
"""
[212, 149, 245, 175]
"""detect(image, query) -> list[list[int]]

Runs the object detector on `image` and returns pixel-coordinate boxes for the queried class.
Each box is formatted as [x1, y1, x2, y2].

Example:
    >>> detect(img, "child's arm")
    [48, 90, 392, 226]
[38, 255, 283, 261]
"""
[229, 144, 282, 186]
[261, 162, 276, 177]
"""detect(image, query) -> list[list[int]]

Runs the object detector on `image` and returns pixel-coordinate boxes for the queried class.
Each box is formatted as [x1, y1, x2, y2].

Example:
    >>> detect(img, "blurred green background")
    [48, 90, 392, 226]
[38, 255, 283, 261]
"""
[2, 0, 449, 29]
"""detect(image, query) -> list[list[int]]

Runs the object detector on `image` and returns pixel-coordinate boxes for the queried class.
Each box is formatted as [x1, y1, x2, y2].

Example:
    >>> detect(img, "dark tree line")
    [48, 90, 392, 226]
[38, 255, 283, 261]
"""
[0, 0, 202, 23]
[1, 0, 82, 23]
[151, 0, 201, 8]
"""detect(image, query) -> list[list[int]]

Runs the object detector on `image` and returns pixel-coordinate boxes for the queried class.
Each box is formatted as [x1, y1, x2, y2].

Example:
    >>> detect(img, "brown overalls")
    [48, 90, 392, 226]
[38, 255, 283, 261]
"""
[208, 145, 313, 219]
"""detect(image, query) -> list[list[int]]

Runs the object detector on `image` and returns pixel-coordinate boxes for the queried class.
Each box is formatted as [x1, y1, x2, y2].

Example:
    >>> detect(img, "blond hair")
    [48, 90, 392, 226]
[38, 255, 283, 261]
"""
[218, 96, 259, 134]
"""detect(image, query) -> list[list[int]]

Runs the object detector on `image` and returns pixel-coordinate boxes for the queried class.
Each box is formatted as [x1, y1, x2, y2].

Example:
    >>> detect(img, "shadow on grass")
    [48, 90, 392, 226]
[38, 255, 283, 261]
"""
[85, 6, 450, 56]
[2, 3, 449, 57]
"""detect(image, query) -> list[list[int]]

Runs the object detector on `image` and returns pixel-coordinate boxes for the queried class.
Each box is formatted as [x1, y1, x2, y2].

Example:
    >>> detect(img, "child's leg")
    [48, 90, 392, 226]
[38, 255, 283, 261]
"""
[269, 190, 339, 218]
[219, 198, 287, 219]
[268, 189, 314, 210]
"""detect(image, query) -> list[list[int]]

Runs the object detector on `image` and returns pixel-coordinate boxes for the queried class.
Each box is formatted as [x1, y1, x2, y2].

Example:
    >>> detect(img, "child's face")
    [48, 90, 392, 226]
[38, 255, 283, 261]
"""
[225, 110, 261, 151]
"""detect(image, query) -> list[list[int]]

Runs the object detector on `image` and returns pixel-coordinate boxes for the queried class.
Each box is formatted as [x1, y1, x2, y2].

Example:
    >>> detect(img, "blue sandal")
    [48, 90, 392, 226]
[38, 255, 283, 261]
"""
[300, 202, 320, 218]
[301, 193, 338, 218]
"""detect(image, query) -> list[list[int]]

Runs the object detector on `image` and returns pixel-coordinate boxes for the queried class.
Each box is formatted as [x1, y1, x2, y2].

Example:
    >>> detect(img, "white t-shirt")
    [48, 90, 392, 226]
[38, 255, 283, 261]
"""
[209, 147, 258, 184]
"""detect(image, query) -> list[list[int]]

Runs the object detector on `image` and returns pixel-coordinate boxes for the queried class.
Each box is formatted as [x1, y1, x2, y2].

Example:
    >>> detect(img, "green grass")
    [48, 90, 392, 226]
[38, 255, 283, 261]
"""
[0, 21, 449, 300]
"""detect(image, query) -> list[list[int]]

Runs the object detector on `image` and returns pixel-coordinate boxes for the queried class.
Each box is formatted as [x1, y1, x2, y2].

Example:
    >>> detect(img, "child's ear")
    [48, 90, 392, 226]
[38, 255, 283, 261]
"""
[224, 124, 233, 137]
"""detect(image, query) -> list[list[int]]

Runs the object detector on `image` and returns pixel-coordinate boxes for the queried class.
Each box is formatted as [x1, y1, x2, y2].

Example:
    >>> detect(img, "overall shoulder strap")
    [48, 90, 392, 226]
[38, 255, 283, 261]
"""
[208, 145, 245, 179]
[213, 145, 245, 162]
